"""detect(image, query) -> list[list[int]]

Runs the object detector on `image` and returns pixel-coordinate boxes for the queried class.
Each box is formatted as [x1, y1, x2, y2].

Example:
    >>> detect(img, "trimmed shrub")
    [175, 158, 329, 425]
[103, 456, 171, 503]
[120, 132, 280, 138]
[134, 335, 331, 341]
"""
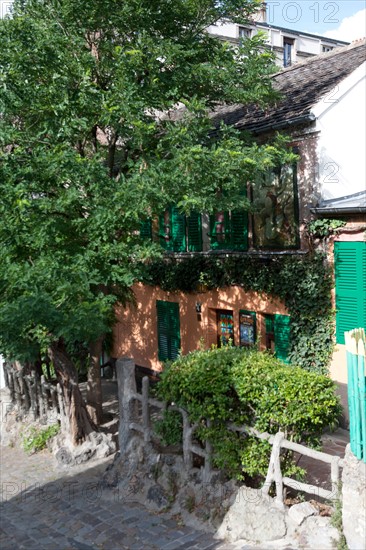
[156, 347, 341, 480]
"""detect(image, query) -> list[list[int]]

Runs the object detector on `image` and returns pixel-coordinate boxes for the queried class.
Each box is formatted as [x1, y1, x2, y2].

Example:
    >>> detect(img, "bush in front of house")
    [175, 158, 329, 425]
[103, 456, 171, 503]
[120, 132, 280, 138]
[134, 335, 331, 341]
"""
[156, 347, 341, 481]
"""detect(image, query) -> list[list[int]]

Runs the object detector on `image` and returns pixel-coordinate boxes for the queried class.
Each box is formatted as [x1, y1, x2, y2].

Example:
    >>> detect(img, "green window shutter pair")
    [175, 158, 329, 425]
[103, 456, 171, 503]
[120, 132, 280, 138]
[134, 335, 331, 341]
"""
[334, 241, 366, 345]
[210, 186, 248, 251]
[159, 207, 202, 252]
[156, 300, 181, 361]
[210, 211, 248, 250]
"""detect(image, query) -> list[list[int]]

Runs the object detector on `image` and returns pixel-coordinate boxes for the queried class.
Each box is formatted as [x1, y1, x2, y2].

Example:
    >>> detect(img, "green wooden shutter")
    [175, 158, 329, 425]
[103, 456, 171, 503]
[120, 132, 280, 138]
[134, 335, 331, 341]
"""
[230, 210, 248, 250]
[274, 314, 291, 363]
[171, 207, 186, 252]
[157, 300, 169, 360]
[167, 301, 181, 360]
[187, 212, 202, 252]
[335, 241, 366, 344]
[140, 219, 152, 239]
[157, 300, 181, 361]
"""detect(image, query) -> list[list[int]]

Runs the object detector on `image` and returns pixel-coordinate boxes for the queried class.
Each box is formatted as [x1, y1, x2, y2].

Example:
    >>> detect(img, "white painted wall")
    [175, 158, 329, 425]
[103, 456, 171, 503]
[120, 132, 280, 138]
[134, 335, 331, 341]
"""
[313, 62, 366, 200]
[206, 21, 238, 39]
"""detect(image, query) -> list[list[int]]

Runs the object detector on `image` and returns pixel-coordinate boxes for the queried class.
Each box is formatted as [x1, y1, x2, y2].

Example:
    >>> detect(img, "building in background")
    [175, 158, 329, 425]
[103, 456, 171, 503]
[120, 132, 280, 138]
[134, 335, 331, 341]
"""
[206, 2, 349, 67]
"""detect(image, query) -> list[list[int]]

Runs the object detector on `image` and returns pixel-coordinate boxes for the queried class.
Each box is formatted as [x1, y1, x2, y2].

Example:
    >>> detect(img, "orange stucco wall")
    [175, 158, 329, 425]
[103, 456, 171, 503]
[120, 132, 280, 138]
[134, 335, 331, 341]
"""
[113, 283, 287, 372]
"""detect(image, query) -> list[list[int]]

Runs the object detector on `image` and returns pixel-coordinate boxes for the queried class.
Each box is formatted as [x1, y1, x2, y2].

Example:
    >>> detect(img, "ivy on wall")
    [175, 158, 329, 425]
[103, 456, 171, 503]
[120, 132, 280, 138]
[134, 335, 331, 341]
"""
[140, 253, 334, 374]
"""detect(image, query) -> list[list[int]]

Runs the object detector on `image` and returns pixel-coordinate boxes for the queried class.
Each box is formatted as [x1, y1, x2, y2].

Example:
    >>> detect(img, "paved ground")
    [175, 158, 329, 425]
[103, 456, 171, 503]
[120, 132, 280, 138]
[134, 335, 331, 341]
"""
[0, 444, 256, 550]
[0, 381, 349, 550]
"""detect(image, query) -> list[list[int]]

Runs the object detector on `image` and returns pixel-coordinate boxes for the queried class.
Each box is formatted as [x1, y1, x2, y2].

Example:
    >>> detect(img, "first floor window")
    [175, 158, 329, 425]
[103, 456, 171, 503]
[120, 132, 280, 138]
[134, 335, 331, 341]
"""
[217, 310, 234, 346]
[252, 164, 299, 249]
[156, 300, 181, 361]
[210, 209, 248, 250]
[239, 310, 256, 347]
[159, 206, 202, 252]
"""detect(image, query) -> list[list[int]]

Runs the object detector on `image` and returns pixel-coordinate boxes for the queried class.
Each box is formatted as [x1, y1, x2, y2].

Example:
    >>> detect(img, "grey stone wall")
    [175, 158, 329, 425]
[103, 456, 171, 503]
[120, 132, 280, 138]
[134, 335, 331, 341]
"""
[342, 444, 366, 550]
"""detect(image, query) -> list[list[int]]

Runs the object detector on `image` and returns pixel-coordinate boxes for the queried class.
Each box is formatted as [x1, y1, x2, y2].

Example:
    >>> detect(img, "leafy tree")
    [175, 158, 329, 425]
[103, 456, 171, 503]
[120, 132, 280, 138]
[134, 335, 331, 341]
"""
[0, 0, 295, 445]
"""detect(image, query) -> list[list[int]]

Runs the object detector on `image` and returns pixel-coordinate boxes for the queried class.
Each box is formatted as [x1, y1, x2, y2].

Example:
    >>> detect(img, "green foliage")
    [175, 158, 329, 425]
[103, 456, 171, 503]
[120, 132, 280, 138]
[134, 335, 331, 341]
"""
[154, 409, 183, 446]
[0, 0, 292, 365]
[157, 347, 341, 480]
[142, 253, 334, 373]
[22, 423, 60, 454]
[307, 219, 346, 238]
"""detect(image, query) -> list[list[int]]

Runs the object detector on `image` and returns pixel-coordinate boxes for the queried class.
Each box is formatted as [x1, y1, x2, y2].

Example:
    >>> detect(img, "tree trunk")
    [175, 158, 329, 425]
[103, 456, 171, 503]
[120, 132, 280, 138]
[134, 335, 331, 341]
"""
[86, 336, 104, 425]
[48, 340, 96, 446]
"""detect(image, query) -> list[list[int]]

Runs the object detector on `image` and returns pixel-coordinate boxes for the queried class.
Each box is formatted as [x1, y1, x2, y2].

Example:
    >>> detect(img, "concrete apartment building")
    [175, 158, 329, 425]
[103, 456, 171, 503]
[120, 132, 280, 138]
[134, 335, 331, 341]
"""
[206, 2, 349, 68]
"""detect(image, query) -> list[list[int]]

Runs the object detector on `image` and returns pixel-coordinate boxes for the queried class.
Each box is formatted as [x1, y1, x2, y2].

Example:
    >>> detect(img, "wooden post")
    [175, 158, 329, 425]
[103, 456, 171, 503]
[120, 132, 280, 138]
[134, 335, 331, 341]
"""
[3, 362, 10, 389]
[57, 383, 68, 433]
[25, 375, 37, 420]
[142, 376, 151, 443]
[116, 357, 137, 454]
[204, 419, 213, 480]
[7, 368, 15, 403]
[36, 375, 44, 419]
[357, 337, 366, 463]
[346, 329, 366, 462]
[13, 374, 22, 411]
[263, 431, 284, 506]
[50, 387, 59, 418]
[181, 409, 193, 469]
[331, 457, 340, 497]
[21, 371, 31, 413]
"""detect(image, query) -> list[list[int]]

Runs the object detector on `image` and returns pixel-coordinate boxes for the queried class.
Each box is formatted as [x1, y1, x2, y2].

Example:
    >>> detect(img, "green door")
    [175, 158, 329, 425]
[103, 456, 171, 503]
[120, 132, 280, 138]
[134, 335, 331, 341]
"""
[265, 314, 291, 363]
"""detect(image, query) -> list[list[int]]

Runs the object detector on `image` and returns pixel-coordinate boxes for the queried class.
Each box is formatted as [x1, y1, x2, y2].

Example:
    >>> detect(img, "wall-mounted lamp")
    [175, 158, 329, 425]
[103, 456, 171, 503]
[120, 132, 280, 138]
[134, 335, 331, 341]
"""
[195, 301, 202, 313]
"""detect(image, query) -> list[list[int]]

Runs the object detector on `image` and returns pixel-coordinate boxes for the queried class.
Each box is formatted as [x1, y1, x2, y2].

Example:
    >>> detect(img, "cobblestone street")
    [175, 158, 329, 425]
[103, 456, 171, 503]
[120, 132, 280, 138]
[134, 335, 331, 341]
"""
[0, 445, 254, 550]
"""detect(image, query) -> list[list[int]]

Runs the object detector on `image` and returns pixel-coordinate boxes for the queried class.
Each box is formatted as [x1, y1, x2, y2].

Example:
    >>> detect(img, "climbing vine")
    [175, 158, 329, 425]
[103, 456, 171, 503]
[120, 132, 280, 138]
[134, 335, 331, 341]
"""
[140, 252, 334, 374]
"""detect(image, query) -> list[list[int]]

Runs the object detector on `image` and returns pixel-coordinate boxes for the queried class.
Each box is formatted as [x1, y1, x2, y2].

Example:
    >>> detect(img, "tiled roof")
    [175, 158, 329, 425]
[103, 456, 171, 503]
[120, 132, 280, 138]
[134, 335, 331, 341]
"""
[209, 39, 366, 135]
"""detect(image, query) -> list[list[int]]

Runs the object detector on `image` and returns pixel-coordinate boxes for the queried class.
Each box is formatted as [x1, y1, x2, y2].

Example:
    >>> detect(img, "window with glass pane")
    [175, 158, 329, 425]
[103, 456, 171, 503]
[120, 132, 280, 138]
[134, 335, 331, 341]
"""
[252, 164, 299, 249]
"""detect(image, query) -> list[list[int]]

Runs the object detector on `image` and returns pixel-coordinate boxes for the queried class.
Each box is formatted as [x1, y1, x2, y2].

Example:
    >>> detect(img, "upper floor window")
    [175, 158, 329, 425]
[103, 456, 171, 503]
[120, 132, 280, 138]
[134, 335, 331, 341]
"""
[210, 209, 248, 251]
[252, 164, 299, 249]
[239, 26, 252, 41]
[159, 206, 202, 252]
[283, 38, 294, 67]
